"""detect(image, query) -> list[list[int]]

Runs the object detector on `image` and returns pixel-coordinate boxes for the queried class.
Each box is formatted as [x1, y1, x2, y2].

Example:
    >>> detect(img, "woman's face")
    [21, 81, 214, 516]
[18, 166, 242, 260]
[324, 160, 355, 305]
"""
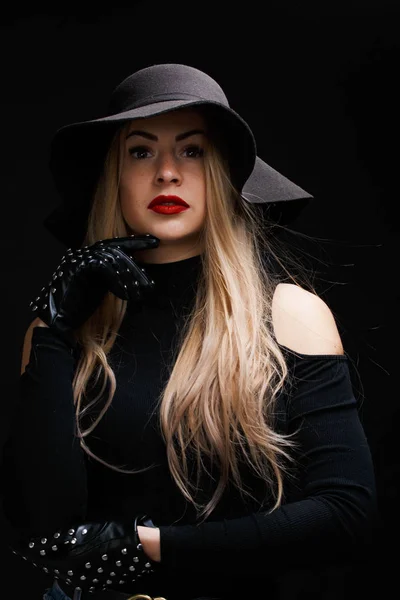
[119, 108, 208, 263]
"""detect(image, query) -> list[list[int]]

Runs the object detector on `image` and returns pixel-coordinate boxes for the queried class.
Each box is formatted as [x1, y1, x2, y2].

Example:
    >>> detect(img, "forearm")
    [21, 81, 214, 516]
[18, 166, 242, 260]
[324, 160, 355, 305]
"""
[3, 326, 88, 537]
[158, 490, 376, 575]
[157, 359, 377, 574]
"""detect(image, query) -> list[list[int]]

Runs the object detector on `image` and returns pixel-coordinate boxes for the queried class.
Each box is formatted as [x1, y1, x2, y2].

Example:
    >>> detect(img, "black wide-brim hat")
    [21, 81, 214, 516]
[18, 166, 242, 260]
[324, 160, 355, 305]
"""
[44, 63, 314, 248]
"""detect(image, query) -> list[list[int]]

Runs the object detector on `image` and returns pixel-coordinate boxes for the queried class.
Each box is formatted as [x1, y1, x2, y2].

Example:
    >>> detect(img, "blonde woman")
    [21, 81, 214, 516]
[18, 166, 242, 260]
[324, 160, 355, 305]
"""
[3, 64, 376, 600]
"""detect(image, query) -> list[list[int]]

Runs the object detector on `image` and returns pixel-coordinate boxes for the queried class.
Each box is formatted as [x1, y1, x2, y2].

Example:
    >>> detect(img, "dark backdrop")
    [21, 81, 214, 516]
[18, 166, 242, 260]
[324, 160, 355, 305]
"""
[1, 3, 398, 598]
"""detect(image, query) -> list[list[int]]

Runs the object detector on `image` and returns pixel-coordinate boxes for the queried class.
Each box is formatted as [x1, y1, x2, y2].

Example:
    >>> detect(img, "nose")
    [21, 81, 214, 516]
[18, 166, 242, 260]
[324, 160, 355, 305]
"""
[154, 153, 182, 185]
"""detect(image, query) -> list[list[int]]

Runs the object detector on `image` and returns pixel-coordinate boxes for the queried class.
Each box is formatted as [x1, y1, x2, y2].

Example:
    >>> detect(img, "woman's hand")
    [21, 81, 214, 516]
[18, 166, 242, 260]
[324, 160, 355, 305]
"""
[137, 526, 161, 562]
[29, 234, 159, 348]
[10, 516, 159, 593]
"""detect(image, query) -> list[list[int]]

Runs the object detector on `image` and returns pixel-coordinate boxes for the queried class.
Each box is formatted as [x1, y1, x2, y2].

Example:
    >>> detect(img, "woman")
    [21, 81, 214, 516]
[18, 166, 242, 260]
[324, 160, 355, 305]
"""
[2, 64, 376, 600]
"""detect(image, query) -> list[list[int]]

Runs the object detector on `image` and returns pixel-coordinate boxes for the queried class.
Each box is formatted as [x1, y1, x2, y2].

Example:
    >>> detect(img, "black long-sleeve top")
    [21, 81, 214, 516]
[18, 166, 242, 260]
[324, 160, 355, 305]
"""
[1, 254, 377, 598]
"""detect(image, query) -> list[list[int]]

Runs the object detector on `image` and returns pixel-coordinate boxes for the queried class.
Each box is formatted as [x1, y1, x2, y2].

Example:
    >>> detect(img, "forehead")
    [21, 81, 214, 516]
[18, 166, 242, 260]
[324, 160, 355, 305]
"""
[126, 108, 206, 135]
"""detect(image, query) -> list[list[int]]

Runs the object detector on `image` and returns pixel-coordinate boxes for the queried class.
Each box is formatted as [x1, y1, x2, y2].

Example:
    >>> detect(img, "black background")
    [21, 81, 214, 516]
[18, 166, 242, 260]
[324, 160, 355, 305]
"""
[0, 2, 399, 598]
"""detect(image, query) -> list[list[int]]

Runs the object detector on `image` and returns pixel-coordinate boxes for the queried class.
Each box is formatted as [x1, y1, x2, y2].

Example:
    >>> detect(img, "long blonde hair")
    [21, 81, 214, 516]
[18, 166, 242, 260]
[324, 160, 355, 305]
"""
[73, 118, 317, 520]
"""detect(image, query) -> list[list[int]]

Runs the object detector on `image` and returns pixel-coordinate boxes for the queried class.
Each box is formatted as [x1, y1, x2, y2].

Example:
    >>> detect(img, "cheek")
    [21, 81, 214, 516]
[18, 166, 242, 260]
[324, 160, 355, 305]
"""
[189, 163, 206, 190]
[196, 172, 207, 203]
[119, 166, 147, 204]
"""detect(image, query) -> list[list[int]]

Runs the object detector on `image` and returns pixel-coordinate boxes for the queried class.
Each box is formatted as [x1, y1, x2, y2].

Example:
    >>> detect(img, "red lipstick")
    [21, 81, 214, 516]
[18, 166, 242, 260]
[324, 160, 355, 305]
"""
[148, 195, 189, 208]
[148, 195, 190, 215]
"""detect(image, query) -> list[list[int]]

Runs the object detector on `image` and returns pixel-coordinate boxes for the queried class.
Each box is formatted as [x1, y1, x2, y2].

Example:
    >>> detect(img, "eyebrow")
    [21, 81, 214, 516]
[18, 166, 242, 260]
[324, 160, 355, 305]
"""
[125, 129, 205, 142]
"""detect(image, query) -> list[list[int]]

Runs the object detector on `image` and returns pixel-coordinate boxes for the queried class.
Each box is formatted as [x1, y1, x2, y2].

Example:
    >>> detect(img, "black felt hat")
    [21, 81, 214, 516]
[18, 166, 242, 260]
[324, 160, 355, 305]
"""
[44, 63, 314, 247]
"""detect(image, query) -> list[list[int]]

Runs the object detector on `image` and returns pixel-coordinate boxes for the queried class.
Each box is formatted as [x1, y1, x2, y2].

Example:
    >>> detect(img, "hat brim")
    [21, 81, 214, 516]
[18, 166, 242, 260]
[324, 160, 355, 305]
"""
[241, 155, 314, 226]
[242, 156, 313, 204]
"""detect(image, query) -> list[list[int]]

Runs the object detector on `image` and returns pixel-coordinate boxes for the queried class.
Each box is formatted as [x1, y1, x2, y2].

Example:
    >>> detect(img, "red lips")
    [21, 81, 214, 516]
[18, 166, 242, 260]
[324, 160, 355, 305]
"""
[148, 195, 189, 208]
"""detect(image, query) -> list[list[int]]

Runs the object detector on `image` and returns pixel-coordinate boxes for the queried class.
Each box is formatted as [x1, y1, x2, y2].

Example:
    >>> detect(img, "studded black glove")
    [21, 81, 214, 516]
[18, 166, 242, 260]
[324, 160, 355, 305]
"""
[9, 515, 158, 594]
[29, 234, 160, 348]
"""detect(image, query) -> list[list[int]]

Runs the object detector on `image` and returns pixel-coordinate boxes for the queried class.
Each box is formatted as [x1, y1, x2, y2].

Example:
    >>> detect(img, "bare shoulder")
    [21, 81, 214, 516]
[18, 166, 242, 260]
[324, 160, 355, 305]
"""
[271, 282, 345, 355]
[21, 317, 48, 375]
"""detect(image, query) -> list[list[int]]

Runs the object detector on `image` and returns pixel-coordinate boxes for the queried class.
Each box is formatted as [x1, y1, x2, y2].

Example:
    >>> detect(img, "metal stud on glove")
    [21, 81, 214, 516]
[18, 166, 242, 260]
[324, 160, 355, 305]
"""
[29, 234, 160, 347]
[9, 515, 158, 594]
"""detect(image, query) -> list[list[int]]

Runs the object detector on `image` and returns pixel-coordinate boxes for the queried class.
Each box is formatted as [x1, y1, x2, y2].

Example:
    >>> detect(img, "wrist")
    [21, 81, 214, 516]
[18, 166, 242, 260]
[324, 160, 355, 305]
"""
[34, 317, 49, 328]
[137, 525, 161, 562]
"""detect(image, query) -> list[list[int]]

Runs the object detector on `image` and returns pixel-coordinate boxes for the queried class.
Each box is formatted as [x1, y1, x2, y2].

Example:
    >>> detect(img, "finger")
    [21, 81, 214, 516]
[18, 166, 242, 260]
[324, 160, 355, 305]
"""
[87, 251, 133, 300]
[95, 234, 160, 253]
[96, 247, 154, 290]
[89, 250, 151, 302]
[110, 248, 155, 288]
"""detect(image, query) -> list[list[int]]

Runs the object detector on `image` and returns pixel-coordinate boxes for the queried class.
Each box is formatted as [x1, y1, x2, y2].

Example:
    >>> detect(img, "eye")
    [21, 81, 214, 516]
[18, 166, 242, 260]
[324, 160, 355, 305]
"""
[128, 146, 152, 159]
[182, 145, 204, 158]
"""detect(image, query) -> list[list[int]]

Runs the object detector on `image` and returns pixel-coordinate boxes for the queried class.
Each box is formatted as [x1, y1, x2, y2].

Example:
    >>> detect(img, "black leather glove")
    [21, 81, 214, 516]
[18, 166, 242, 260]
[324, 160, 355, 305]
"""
[9, 515, 158, 594]
[29, 234, 160, 348]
